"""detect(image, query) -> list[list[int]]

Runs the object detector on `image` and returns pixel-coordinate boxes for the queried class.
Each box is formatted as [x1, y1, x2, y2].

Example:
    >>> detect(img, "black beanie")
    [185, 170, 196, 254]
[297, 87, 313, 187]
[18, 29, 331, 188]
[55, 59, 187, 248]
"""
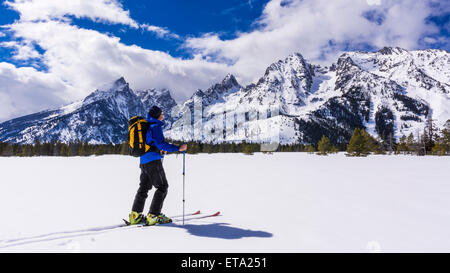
[148, 106, 162, 119]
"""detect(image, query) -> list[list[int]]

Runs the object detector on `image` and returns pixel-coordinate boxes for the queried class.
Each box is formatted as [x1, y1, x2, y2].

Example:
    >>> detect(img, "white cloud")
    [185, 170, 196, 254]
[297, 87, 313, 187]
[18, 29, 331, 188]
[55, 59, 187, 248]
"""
[0, 62, 76, 122]
[0, 0, 230, 121]
[4, 0, 139, 28]
[423, 37, 437, 44]
[0, 20, 229, 121]
[185, 0, 441, 85]
[0, 40, 41, 60]
[366, 0, 382, 6]
[6, 20, 228, 98]
[141, 24, 180, 40]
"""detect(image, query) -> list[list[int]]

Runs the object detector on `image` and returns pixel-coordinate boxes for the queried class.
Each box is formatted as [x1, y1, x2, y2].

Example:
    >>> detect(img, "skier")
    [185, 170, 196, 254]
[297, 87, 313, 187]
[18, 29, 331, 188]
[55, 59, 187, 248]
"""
[128, 105, 187, 225]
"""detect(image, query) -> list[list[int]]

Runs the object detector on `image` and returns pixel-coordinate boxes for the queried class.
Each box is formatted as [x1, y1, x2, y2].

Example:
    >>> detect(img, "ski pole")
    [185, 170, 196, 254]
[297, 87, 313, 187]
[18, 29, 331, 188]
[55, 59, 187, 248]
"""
[182, 150, 186, 225]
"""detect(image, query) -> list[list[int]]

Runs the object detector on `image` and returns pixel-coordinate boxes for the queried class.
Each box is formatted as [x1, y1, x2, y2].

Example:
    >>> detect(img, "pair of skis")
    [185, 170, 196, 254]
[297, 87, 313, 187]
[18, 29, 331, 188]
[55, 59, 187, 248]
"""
[122, 210, 220, 226]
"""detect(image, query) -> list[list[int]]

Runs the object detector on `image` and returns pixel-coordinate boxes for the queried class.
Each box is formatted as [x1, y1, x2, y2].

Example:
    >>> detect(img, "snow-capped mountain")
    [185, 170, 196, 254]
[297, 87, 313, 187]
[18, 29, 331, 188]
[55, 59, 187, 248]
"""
[296, 47, 449, 144]
[0, 77, 176, 144]
[134, 88, 177, 129]
[0, 47, 448, 145]
[167, 47, 449, 145]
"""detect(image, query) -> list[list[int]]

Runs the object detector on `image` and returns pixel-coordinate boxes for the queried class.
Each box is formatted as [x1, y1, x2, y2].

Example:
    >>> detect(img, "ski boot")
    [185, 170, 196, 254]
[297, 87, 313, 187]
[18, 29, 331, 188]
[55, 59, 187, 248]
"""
[128, 211, 146, 225]
[146, 213, 172, 226]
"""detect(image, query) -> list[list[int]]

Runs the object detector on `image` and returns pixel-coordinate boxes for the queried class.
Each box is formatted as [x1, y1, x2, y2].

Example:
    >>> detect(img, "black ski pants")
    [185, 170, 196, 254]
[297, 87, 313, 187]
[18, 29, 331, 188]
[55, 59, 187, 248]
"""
[132, 159, 168, 215]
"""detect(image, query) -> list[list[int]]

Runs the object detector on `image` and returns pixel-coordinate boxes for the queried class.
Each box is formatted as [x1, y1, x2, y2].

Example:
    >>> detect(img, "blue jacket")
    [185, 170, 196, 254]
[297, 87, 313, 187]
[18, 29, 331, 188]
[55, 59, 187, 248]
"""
[140, 115, 179, 164]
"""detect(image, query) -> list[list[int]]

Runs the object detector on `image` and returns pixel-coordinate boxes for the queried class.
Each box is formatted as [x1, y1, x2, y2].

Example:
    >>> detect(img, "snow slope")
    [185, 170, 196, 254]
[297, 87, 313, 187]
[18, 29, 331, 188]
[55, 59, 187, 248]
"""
[0, 154, 449, 252]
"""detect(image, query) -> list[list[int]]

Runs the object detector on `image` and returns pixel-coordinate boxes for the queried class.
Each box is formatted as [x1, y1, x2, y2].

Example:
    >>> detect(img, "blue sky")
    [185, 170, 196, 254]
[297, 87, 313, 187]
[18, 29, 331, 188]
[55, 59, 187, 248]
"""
[67, 0, 268, 57]
[0, 0, 270, 69]
[0, 0, 449, 122]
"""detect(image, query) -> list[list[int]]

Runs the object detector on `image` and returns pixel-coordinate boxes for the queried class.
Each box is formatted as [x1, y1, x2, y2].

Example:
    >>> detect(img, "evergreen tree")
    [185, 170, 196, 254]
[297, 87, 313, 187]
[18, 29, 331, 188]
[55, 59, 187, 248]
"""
[440, 119, 450, 154]
[12, 144, 21, 156]
[346, 128, 374, 157]
[202, 143, 213, 154]
[32, 139, 41, 156]
[41, 142, 52, 156]
[423, 116, 438, 154]
[330, 145, 339, 154]
[417, 131, 427, 156]
[106, 143, 114, 154]
[406, 132, 420, 155]
[306, 145, 316, 154]
[94, 145, 105, 156]
[242, 144, 253, 155]
[396, 135, 408, 154]
[374, 141, 387, 155]
[52, 141, 61, 156]
[19, 145, 27, 157]
[68, 141, 80, 156]
[80, 141, 88, 156]
[217, 143, 226, 153]
[317, 135, 332, 155]
[432, 120, 450, 155]
[230, 142, 237, 153]
[363, 129, 378, 153]
[431, 141, 446, 155]
[120, 142, 129, 155]
[60, 143, 69, 157]
[387, 132, 395, 154]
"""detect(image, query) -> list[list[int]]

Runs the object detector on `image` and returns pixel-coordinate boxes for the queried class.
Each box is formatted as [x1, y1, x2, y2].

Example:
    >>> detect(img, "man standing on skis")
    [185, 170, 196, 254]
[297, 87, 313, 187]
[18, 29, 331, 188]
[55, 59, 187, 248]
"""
[129, 105, 187, 225]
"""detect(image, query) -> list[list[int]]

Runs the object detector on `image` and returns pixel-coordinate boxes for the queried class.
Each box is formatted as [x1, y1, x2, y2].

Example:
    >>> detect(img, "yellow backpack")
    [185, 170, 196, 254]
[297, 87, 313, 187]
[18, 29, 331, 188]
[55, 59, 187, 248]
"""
[128, 116, 152, 157]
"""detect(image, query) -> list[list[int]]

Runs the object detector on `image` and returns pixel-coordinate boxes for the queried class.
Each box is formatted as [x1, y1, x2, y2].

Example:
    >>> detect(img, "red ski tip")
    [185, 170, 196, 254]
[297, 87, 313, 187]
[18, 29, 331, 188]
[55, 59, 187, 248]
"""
[212, 211, 220, 216]
[193, 210, 201, 215]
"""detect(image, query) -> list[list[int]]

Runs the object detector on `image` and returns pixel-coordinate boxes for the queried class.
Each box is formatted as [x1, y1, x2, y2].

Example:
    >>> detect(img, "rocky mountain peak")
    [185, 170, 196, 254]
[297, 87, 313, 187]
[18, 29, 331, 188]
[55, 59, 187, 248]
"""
[287, 52, 306, 62]
[114, 76, 127, 87]
[377, 46, 407, 55]
[265, 52, 307, 74]
[219, 73, 240, 87]
[82, 77, 132, 106]
[199, 74, 242, 105]
[258, 52, 313, 93]
[221, 73, 239, 88]
[193, 89, 205, 97]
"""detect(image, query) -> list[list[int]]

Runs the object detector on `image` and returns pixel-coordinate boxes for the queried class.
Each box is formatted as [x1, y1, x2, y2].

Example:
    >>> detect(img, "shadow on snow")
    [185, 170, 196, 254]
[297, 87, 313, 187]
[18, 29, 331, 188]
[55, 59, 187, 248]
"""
[162, 222, 273, 240]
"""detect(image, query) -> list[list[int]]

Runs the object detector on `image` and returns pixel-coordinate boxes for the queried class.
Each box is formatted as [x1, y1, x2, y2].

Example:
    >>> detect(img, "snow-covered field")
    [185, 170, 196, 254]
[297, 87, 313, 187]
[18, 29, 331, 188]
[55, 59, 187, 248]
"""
[0, 153, 449, 253]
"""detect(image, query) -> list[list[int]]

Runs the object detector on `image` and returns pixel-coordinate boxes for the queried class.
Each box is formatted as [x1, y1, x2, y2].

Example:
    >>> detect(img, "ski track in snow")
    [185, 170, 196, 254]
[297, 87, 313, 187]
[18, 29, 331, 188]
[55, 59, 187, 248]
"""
[0, 214, 219, 249]
[0, 224, 127, 249]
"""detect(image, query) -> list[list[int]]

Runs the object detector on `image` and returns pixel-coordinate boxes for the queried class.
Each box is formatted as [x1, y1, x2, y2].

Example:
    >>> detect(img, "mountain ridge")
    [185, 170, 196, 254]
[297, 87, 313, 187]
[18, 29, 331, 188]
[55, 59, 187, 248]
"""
[0, 47, 449, 145]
